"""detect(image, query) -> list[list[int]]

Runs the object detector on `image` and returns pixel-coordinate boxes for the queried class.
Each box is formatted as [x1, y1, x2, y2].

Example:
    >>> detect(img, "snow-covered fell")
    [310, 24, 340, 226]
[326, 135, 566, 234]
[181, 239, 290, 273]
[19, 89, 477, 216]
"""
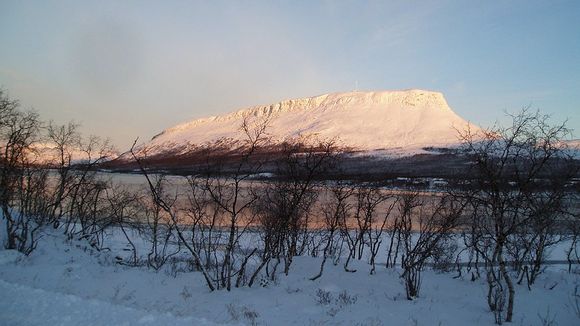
[141, 89, 477, 156]
[28, 142, 118, 165]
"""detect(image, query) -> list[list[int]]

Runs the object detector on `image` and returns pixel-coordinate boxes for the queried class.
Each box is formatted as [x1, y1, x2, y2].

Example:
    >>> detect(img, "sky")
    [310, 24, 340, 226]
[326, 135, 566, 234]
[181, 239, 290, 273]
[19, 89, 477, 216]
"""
[0, 0, 579, 150]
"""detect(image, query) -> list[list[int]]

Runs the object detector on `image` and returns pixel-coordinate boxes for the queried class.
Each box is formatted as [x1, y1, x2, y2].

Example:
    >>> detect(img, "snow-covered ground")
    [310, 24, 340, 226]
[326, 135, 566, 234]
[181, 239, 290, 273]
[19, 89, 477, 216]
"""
[1, 229, 579, 325]
[0, 279, 217, 326]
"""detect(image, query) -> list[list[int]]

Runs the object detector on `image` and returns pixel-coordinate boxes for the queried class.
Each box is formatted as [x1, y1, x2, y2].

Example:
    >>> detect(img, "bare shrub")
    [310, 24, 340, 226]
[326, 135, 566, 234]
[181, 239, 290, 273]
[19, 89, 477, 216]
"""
[251, 139, 336, 285]
[46, 121, 81, 228]
[132, 117, 271, 291]
[106, 186, 141, 265]
[226, 303, 260, 326]
[139, 175, 180, 270]
[570, 285, 580, 319]
[565, 206, 580, 273]
[393, 192, 465, 300]
[341, 185, 391, 272]
[310, 181, 353, 280]
[336, 290, 358, 306]
[430, 236, 458, 273]
[0, 90, 44, 254]
[314, 288, 357, 317]
[130, 143, 214, 289]
[537, 307, 557, 326]
[460, 109, 577, 323]
[315, 288, 333, 305]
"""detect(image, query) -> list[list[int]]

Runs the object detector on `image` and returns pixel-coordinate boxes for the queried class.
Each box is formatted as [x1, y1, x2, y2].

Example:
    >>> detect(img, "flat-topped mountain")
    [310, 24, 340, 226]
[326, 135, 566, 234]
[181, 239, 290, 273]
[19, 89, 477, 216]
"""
[136, 89, 476, 158]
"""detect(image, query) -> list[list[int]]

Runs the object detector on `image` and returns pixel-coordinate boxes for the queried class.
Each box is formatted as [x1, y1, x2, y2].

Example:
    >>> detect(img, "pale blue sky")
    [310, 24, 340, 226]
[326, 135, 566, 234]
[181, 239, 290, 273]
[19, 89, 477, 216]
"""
[1, 0, 578, 149]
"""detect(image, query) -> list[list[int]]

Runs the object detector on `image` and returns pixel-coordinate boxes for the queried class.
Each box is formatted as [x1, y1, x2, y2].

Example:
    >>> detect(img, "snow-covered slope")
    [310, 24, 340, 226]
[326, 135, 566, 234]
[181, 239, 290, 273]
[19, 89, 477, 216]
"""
[28, 142, 118, 165]
[141, 89, 477, 156]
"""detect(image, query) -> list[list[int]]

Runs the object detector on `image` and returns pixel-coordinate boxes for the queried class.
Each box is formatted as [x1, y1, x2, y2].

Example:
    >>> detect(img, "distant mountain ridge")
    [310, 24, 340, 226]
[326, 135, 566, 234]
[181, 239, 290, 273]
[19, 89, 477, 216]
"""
[134, 89, 477, 159]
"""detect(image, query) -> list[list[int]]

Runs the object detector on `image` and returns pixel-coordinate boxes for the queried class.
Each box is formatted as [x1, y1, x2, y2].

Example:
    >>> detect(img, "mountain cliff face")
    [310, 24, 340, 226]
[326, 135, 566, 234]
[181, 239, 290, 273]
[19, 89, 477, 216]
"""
[136, 89, 477, 157]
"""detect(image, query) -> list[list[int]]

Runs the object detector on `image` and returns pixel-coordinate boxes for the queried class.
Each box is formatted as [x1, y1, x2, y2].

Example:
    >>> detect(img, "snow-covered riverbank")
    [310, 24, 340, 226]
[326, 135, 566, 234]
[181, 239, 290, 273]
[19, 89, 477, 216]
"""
[1, 230, 578, 325]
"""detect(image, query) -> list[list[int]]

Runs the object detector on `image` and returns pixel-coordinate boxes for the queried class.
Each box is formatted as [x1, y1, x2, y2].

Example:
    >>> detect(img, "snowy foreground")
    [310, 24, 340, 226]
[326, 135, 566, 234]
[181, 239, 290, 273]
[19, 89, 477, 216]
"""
[1, 231, 579, 326]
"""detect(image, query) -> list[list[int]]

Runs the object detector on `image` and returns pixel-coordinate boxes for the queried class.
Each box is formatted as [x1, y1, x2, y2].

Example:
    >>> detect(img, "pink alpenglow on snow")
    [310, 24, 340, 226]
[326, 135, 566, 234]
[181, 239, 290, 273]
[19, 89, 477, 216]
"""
[141, 89, 478, 155]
